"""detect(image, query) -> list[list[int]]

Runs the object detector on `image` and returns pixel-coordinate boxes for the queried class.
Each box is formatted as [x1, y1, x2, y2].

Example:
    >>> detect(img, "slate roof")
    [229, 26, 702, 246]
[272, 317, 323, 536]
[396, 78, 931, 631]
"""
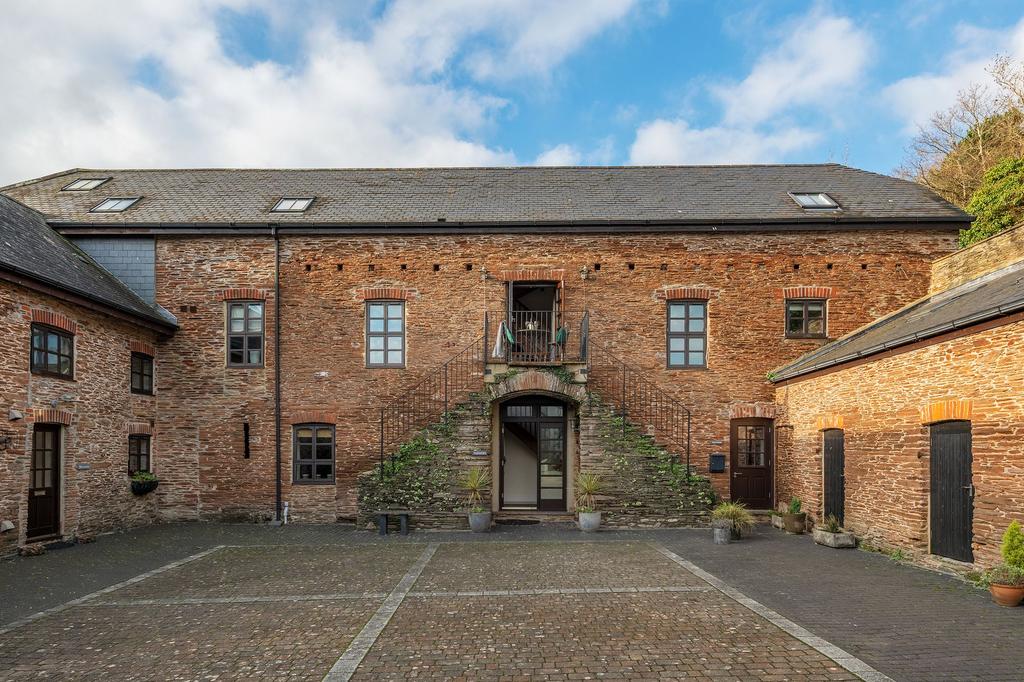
[772, 260, 1024, 382]
[1, 165, 969, 228]
[0, 194, 176, 329]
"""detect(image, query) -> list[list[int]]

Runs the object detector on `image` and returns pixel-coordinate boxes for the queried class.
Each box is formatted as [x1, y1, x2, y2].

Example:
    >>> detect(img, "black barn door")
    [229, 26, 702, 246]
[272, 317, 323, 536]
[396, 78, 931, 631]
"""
[930, 421, 973, 562]
[823, 429, 845, 525]
[27, 424, 61, 539]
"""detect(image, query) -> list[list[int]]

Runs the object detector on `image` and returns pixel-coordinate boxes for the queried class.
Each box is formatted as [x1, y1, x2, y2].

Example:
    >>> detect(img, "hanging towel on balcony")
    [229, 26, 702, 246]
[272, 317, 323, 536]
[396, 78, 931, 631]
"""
[492, 320, 514, 358]
[554, 325, 568, 346]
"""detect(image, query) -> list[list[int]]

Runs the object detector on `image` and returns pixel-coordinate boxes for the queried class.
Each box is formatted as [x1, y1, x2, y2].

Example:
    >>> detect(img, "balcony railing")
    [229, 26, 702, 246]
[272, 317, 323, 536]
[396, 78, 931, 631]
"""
[484, 310, 589, 365]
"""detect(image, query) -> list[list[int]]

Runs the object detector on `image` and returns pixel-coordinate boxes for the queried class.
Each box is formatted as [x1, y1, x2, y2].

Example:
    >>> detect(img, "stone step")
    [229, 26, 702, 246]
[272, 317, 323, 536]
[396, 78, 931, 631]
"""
[494, 510, 576, 526]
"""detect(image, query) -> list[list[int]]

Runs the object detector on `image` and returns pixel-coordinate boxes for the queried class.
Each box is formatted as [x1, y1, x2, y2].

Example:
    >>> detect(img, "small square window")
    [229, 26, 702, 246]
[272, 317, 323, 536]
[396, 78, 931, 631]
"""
[62, 178, 110, 191]
[785, 299, 828, 338]
[91, 197, 140, 213]
[30, 324, 74, 380]
[272, 198, 314, 212]
[293, 424, 335, 483]
[790, 192, 839, 209]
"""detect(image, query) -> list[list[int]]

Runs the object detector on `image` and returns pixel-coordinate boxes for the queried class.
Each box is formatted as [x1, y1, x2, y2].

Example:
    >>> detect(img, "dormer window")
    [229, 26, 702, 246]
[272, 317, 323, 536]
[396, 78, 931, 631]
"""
[790, 192, 839, 209]
[272, 198, 314, 212]
[91, 197, 140, 213]
[62, 178, 110, 191]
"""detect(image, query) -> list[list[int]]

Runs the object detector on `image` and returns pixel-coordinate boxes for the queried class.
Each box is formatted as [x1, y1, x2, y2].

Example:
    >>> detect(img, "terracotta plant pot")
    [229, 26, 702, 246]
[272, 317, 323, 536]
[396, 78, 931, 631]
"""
[783, 512, 806, 534]
[989, 583, 1024, 607]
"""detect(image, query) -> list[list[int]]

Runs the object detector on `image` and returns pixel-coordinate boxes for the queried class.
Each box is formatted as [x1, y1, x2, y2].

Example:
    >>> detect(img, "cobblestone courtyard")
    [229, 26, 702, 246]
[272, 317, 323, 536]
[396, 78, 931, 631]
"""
[1, 525, 1020, 680]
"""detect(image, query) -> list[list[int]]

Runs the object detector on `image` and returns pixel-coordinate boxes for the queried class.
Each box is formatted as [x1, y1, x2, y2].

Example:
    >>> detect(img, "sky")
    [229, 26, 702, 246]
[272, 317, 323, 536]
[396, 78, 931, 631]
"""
[1, 0, 1023, 186]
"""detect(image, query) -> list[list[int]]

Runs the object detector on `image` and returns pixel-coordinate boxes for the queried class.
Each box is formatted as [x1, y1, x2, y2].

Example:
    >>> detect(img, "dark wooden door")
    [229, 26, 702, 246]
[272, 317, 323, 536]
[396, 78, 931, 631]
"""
[823, 429, 845, 525]
[930, 421, 973, 562]
[27, 424, 61, 539]
[730, 418, 773, 509]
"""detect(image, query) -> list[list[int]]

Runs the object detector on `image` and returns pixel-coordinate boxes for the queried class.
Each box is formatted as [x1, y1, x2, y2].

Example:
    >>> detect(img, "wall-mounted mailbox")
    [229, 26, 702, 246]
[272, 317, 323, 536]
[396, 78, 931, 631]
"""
[709, 454, 726, 473]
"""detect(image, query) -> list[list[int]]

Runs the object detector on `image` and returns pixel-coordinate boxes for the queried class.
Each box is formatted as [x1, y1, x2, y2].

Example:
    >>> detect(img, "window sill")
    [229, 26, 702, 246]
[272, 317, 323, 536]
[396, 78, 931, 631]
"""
[291, 480, 336, 486]
[30, 371, 75, 382]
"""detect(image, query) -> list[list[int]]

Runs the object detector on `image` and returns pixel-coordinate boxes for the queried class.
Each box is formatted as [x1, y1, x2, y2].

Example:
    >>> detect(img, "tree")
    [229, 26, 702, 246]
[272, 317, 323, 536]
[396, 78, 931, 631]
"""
[899, 57, 1024, 208]
[961, 157, 1024, 246]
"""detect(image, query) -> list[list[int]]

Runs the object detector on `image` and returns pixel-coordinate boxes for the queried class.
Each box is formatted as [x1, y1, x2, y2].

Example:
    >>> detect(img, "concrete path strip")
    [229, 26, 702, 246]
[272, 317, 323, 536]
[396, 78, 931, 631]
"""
[0, 544, 225, 636]
[653, 543, 894, 682]
[322, 542, 439, 682]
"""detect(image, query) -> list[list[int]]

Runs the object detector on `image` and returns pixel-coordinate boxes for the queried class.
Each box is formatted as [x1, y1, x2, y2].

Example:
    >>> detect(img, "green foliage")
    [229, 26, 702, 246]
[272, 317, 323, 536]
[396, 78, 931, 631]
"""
[821, 514, 842, 533]
[131, 471, 158, 483]
[712, 501, 754, 535]
[357, 425, 460, 515]
[961, 156, 1024, 246]
[461, 466, 491, 513]
[787, 497, 802, 514]
[983, 563, 1024, 587]
[887, 548, 907, 562]
[542, 366, 577, 386]
[575, 472, 604, 512]
[1000, 520, 1024, 568]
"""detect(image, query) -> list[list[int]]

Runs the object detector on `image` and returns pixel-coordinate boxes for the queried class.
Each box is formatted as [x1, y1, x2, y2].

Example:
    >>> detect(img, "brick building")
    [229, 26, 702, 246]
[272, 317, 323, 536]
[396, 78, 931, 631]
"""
[772, 223, 1024, 570]
[0, 165, 969, 550]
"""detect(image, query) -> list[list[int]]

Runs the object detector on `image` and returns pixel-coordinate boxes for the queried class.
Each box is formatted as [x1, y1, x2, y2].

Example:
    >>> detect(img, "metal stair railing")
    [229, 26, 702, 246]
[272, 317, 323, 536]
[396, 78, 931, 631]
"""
[586, 340, 694, 475]
[378, 336, 485, 477]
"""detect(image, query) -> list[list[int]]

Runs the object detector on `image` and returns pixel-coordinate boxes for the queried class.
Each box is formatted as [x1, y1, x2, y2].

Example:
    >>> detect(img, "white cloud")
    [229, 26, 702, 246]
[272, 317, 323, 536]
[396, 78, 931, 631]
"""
[534, 144, 582, 166]
[628, 8, 868, 165]
[0, 0, 639, 184]
[630, 119, 818, 165]
[881, 18, 1024, 132]
[714, 10, 872, 126]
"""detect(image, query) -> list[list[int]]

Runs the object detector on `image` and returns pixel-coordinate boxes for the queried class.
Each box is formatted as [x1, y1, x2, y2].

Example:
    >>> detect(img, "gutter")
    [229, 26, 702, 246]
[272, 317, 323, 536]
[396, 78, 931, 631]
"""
[273, 226, 283, 523]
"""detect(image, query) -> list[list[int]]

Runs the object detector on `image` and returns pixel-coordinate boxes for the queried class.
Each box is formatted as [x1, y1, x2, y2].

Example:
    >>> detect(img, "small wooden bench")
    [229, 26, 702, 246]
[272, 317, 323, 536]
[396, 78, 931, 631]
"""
[374, 510, 411, 536]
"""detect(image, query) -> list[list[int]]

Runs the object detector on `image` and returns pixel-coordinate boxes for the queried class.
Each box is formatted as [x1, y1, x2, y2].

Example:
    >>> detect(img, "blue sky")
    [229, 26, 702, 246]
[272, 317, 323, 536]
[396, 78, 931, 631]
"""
[1, 1, 1023, 184]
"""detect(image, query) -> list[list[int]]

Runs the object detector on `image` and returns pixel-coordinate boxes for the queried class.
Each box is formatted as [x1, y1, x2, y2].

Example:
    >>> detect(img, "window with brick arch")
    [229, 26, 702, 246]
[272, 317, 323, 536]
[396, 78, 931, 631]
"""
[785, 299, 827, 338]
[666, 300, 706, 368]
[30, 323, 74, 379]
[131, 352, 154, 394]
[366, 300, 405, 368]
[128, 434, 151, 474]
[293, 424, 335, 484]
[227, 301, 264, 367]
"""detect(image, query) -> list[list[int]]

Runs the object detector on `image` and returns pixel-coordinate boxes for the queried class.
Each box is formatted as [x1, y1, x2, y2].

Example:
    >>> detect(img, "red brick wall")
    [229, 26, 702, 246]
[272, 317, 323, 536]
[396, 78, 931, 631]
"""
[150, 228, 955, 522]
[774, 318, 1024, 568]
[0, 281, 160, 552]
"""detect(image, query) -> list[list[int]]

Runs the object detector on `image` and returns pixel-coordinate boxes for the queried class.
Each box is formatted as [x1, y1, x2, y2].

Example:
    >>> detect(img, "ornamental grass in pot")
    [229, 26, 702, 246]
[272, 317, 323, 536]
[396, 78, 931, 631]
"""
[985, 520, 1024, 607]
[812, 514, 856, 548]
[783, 497, 807, 534]
[711, 501, 755, 543]
[575, 472, 604, 532]
[461, 467, 492, 533]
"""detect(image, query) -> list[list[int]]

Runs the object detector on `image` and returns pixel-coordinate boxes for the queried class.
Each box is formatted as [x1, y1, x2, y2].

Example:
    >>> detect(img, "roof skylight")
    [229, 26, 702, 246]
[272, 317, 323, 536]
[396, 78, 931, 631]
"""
[272, 198, 314, 212]
[91, 197, 140, 213]
[62, 178, 110, 191]
[790, 192, 839, 209]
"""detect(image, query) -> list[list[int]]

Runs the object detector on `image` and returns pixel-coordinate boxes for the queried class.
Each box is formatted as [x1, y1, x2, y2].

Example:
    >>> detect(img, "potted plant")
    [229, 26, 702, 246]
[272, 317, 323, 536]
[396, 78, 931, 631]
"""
[812, 514, 856, 548]
[782, 497, 806, 534]
[575, 472, 603, 532]
[461, 467, 492, 533]
[985, 520, 1024, 607]
[130, 471, 159, 495]
[711, 501, 754, 544]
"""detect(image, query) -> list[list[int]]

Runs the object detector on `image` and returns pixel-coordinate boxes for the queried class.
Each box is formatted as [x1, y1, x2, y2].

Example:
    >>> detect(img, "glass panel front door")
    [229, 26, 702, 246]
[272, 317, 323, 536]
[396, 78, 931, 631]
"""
[501, 397, 566, 511]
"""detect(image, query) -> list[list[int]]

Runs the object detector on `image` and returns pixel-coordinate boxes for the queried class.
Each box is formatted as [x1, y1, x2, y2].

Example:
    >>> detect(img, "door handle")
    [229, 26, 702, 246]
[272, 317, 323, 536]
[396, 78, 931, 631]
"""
[963, 484, 975, 497]
[733, 472, 743, 477]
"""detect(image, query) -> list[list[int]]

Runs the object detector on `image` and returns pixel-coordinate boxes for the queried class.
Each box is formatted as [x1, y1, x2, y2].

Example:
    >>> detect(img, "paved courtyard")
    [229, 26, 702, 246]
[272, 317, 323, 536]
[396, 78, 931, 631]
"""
[0, 524, 1020, 681]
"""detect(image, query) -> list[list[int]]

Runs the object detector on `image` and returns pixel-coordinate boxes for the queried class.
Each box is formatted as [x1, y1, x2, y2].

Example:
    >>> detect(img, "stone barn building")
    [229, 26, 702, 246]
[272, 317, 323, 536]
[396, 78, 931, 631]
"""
[772, 223, 1024, 570]
[0, 165, 972, 553]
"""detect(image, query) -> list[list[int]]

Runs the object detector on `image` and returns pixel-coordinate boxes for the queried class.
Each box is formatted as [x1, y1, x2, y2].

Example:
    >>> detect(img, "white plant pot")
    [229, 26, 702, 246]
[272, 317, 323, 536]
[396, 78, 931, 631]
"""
[812, 528, 856, 548]
[578, 511, 601, 533]
[468, 511, 492, 533]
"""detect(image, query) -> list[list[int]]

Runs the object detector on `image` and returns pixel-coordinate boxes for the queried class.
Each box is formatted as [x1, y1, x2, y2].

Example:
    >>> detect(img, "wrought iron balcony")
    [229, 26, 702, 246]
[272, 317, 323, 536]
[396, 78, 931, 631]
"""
[484, 309, 589, 365]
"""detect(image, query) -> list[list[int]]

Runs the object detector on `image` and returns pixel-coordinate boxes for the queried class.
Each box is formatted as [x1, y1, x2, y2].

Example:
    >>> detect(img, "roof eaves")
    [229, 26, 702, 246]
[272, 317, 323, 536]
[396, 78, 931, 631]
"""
[0, 168, 83, 193]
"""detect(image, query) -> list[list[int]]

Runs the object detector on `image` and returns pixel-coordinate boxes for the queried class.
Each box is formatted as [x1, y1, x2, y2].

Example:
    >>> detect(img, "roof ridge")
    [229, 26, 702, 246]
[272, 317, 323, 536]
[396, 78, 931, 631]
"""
[9, 163, 848, 174]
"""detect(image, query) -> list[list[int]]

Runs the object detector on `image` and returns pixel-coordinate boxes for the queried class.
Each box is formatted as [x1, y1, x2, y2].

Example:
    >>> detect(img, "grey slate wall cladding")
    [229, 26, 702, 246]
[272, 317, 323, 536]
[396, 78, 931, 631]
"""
[71, 237, 156, 303]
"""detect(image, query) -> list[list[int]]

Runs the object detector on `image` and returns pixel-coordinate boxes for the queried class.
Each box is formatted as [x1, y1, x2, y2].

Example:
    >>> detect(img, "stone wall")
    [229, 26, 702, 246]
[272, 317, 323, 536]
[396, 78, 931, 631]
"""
[0, 280, 161, 553]
[930, 222, 1024, 293]
[774, 318, 1024, 568]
